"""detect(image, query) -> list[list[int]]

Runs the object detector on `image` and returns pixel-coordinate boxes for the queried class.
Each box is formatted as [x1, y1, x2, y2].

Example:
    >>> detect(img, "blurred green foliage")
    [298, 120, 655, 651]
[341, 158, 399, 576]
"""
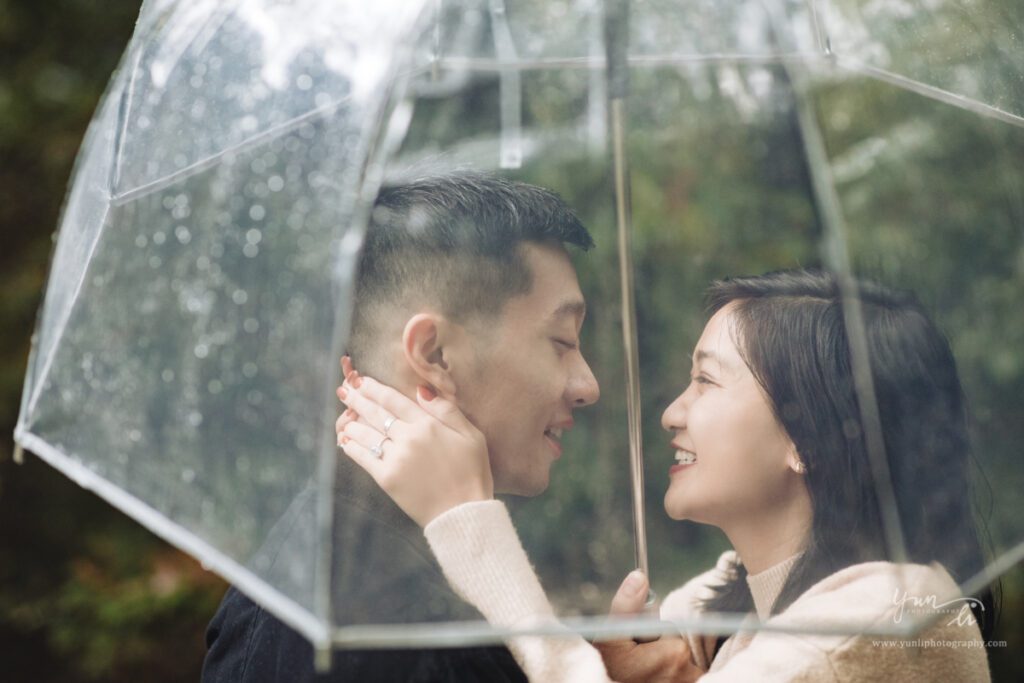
[0, 1, 228, 681]
[2, 0, 1023, 681]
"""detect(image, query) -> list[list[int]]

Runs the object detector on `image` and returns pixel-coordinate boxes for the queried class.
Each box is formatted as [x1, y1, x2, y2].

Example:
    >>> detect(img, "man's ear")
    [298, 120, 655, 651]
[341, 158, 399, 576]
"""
[401, 313, 459, 397]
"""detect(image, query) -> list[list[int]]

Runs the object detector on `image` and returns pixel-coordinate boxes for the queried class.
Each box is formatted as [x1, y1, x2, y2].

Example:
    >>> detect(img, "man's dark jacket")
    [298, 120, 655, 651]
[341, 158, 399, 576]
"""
[202, 462, 527, 683]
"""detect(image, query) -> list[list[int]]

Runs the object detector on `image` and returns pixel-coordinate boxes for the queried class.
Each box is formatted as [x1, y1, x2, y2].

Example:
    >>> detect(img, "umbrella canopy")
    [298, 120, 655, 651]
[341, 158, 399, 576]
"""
[15, 0, 1024, 657]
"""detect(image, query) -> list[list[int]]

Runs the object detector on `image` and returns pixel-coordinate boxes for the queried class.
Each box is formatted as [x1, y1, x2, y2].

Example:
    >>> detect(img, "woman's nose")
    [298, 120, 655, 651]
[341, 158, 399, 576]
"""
[661, 387, 691, 431]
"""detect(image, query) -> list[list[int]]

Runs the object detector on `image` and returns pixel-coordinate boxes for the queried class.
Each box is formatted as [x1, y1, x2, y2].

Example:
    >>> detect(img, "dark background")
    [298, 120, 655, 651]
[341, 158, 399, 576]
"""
[1, 1, 1021, 681]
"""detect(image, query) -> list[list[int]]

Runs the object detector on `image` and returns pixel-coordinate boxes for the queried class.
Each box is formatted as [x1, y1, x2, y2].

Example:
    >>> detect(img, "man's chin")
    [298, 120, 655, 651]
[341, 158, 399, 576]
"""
[494, 470, 551, 498]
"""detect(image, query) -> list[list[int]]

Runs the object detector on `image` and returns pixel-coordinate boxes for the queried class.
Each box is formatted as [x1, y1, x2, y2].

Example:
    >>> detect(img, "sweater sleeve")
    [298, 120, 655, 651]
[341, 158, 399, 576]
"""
[423, 500, 614, 683]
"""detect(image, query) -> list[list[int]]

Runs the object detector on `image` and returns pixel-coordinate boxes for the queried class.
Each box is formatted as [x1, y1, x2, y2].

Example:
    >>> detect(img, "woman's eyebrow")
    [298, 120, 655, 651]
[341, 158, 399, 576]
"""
[693, 349, 734, 372]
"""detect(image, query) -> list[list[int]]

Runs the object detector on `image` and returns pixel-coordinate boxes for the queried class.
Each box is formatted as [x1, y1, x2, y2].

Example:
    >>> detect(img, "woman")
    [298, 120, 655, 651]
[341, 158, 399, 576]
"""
[336, 269, 993, 682]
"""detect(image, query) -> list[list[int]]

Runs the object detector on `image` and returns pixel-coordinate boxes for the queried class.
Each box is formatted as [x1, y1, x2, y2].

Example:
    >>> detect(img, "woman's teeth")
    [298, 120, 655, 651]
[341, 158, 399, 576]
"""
[675, 450, 697, 465]
[545, 428, 563, 440]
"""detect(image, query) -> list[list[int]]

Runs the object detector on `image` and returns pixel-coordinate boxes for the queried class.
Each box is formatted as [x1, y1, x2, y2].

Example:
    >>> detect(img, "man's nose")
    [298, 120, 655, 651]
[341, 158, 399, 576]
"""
[569, 355, 600, 407]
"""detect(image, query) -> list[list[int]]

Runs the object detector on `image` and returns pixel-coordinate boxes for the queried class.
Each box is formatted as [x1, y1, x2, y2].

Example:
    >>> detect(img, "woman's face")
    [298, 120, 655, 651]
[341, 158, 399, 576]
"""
[661, 304, 802, 526]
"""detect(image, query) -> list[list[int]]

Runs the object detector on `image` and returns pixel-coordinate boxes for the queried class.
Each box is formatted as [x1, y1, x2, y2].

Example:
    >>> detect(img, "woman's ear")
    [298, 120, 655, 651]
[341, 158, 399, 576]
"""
[786, 443, 807, 475]
[401, 313, 458, 398]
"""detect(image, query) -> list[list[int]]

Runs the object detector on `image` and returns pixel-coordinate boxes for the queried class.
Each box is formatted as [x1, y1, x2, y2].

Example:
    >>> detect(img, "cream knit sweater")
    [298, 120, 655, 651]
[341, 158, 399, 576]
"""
[424, 500, 990, 682]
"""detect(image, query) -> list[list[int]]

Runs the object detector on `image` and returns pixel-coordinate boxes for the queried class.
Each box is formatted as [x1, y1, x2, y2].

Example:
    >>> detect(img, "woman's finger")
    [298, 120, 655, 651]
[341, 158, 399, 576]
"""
[339, 435, 387, 479]
[415, 386, 481, 436]
[335, 408, 357, 434]
[339, 382, 406, 434]
[348, 375, 424, 423]
[341, 420, 392, 453]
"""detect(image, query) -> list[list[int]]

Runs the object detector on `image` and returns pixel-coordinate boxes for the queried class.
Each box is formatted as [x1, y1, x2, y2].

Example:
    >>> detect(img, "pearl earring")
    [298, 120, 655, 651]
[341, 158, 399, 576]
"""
[793, 461, 807, 474]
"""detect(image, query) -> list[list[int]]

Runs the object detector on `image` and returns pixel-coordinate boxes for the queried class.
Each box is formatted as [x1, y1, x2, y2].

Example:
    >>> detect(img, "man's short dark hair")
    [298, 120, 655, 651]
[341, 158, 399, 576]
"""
[347, 172, 593, 373]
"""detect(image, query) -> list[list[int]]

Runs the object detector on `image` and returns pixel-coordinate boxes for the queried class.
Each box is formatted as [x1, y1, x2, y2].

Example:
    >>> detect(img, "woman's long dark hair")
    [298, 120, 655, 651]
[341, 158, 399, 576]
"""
[699, 269, 997, 639]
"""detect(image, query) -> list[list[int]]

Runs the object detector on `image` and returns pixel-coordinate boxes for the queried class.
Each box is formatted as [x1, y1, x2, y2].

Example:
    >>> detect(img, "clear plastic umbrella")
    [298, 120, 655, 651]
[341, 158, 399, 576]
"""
[14, 0, 1023, 662]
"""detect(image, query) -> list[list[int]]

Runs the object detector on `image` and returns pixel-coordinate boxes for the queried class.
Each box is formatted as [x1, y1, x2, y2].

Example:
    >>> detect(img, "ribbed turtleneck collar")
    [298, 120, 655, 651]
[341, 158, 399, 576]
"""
[745, 553, 801, 620]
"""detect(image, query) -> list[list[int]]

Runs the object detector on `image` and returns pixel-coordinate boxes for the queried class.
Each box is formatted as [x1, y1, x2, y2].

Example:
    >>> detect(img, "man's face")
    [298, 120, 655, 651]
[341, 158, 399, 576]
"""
[453, 241, 600, 496]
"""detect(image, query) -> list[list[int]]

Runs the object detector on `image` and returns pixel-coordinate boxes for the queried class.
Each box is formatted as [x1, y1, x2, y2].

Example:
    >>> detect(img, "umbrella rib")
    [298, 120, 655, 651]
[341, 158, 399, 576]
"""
[434, 52, 815, 72]
[14, 428, 328, 646]
[108, 93, 358, 206]
[834, 56, 1024, 130]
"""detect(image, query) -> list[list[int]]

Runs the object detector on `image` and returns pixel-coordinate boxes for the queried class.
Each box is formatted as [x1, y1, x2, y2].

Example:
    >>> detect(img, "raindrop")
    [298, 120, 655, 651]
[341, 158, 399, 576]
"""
[181, 468, 196, 483]
[207, 379, 223, 394]
[190, 74, 203, 88]
[240, 115, 259, 132]
[153, 231, 167, 245]
[135, 234, 148, 248]
[173, 153, 188, 168]
[232, 289, 248, 305]
[210, 243, 225, 258]
[243, 243, 259, 258]
[175, 225, 192, 244]
[149, 255, 162, 269]
[162, 369, 175, 382]
[196, 255, 210, 271]
[296, 73, 313, 90]
[243, 318, 259, 333]
[129, 429, 142, 443]
[314, 92, 331, 108]
[242, 362, 258, 378]
[249, 205, 265, 221]
[267, 175, 284, 192]
[194, 343, 210, 359]
[296, 433, 314, 451]
[187, 411, 203, 427]
[247, 390, 263, 405]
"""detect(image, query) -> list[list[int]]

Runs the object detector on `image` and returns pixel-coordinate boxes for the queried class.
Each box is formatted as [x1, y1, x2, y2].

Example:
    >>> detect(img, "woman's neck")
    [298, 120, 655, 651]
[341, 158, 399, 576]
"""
[722, 493, 812, 574]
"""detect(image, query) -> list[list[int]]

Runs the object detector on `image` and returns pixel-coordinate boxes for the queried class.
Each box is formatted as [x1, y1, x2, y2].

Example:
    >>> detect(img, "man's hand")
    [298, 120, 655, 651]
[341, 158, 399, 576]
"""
[594, 572, 704, 683]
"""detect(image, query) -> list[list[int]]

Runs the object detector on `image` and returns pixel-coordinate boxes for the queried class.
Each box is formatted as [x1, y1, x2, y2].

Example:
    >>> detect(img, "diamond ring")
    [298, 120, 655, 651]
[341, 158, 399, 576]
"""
[370, 436, 390, 459]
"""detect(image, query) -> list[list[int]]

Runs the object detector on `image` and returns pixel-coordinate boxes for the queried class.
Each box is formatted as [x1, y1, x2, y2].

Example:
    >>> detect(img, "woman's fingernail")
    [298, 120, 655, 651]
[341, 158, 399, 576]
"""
[623, 570, 646, 596]
[337, 434, 348, 446]
[351, 372, 362, 389]
[337, 386, 347, 400]
[417, 385, 437, 401]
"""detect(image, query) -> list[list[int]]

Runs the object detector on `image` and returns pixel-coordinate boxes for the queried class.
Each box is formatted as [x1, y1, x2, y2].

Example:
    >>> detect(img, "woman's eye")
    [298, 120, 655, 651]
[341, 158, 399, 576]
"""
[553, 338, 577, 350]
[693, 374, 713, 386]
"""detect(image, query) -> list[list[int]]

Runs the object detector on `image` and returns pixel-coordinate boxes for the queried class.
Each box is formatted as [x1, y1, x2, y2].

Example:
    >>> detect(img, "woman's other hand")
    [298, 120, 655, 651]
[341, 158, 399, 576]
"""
[595, 571, 703, 683]
[335, 357, 494, 527]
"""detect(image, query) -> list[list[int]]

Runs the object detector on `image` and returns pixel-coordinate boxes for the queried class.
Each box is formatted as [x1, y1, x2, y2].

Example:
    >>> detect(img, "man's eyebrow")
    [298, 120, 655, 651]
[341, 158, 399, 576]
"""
[550, 299, 586, 322]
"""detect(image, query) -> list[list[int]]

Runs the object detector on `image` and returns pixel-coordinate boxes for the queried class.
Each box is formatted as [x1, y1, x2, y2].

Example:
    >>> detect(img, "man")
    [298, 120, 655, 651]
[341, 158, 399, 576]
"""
[203, 172, 600, 682]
